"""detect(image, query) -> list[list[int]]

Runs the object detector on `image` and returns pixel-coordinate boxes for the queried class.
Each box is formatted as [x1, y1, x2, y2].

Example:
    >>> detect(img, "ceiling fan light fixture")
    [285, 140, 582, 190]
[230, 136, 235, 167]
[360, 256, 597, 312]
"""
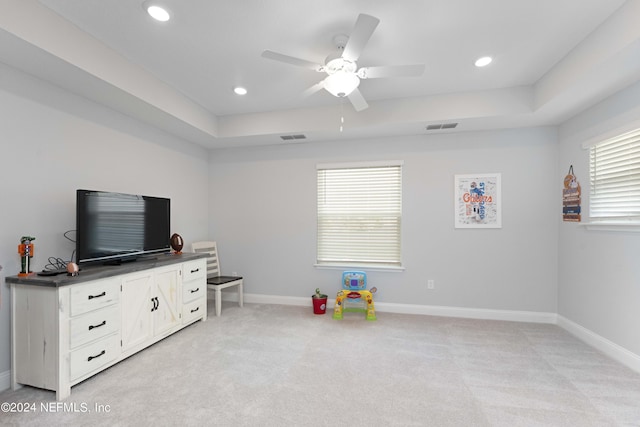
[323, 71, 360, 97]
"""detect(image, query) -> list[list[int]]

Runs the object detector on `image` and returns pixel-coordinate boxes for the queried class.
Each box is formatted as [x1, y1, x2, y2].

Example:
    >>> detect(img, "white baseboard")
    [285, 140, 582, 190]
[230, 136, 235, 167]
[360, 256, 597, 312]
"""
[238, 293, 557, 324]
[557, 315, 640, 373]
[242, 293, 314, 307]
[0, 370, 10, 393]
[373, 302, 558, 324]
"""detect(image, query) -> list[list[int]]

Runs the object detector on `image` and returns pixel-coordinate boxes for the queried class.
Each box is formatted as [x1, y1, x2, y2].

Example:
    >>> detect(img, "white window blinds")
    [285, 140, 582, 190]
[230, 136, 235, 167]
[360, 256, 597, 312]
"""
[589, 128, 640, 222]
[317, 162, 402, 267]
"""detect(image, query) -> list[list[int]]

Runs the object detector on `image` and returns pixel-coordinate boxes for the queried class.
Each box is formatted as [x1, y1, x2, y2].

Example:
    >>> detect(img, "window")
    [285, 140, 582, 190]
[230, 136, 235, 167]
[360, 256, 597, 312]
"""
[589, 128, 640, 223]
[316, 161, 402, 268]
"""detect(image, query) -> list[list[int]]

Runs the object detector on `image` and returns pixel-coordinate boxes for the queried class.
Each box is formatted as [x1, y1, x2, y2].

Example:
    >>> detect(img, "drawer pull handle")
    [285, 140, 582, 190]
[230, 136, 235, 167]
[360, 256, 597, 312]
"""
[190, 288, 200, 293]
[190, 268, 199, 273]
[88, 291, 106, 300]
[190, 307, 199, 313]
[88, 321, 106, 331]
[87, 350, 106, 362]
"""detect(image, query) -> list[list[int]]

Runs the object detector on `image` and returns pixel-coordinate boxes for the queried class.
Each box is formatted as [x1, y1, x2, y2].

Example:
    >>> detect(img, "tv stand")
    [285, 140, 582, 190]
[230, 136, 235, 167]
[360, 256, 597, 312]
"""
[7, 253, 208, 401]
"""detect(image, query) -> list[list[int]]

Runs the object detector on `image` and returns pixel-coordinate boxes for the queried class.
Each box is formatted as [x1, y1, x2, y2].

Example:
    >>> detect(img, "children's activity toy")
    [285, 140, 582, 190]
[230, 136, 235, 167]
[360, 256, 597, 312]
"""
[333, 271, 377, 321]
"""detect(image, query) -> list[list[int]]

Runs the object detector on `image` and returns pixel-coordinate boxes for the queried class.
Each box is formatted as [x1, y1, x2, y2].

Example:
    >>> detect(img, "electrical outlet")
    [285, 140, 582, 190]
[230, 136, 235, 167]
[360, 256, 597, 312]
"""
[427, 279, 435, 290]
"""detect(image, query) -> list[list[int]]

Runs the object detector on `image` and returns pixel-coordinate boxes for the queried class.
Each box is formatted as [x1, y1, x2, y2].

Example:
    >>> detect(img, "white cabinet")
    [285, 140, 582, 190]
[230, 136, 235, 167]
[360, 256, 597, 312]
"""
[181, 259, 207, 325]
[69, 305, 120, 349]
[153, 265, 181, 335]
[120, 265, 183, 355]
[70, 278, 120, 316]
[9, 255, 207, 401]
[121, 271, 154, 353]
[69, 334, 120, 382]
[68, 277, 121, 381]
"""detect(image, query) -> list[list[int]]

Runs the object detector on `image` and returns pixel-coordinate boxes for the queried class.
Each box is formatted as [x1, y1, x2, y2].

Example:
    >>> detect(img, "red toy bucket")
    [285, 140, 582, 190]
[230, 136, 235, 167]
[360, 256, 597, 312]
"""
[312, 296, 327, 314]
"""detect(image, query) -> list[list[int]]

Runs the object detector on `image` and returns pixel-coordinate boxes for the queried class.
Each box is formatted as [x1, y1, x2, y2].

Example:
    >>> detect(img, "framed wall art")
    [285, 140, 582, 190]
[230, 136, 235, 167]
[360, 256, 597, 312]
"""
[454, 173, 502, 228]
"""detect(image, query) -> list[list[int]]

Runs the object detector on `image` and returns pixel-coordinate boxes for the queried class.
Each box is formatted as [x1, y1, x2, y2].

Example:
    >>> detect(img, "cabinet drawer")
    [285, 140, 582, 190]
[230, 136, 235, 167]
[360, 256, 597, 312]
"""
[182, 280, 205, 304]
[183, 299, 205, 324]
[183, 259, 206, 282]
[70, 279, 120, 316]
[69, 333, 120, 381]
[69, 305, 120, 349]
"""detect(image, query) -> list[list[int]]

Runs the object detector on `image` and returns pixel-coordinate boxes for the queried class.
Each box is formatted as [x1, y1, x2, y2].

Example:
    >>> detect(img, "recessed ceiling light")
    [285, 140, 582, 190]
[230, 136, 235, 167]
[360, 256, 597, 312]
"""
[475, 56, 493, 67]
[146, 4, 170, 22]
[233, 87, 248, 95]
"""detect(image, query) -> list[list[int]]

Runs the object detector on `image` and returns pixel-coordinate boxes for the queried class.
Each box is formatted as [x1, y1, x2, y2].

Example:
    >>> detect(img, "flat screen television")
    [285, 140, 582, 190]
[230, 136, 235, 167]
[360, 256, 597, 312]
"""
[76, 189, 171, 265]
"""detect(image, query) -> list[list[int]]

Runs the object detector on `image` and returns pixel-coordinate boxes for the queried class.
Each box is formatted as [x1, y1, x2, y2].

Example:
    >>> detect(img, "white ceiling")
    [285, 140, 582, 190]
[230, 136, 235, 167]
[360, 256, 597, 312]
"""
[1, 0, 639, 149]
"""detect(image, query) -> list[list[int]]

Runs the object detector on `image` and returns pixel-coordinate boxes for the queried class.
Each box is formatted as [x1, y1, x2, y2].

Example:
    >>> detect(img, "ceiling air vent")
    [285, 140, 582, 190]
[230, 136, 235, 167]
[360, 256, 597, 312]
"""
[426, 123, 458, 130]
[280, 134, 307, 141]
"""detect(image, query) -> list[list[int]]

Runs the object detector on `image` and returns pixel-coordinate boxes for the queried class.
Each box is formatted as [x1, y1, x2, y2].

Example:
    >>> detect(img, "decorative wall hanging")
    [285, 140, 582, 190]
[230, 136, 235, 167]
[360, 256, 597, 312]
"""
[454, 173, 502, 228]
[562, 165, 581, 222]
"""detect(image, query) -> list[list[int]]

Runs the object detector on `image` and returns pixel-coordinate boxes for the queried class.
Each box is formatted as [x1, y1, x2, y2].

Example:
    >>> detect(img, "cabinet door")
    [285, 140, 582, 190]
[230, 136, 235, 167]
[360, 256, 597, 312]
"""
[154, 266, 181, 335]
[121, 272, 153, 352]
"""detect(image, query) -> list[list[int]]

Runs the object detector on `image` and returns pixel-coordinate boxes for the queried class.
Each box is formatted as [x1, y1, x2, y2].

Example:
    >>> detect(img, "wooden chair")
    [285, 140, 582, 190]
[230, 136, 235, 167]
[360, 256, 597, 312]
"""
[191, 241, 243, 316]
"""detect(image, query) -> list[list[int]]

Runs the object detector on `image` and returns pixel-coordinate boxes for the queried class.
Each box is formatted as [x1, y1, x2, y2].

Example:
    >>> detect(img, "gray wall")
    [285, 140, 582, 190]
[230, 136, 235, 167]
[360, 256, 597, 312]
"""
[208, 128, 559, 312]
[558, 80, 640, 356]
[0, 63, 210, 381]
[4, 55, 638, 388]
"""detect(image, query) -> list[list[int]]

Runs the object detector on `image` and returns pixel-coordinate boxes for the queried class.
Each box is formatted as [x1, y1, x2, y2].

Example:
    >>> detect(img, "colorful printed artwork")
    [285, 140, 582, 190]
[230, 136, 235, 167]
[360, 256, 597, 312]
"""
[454, 173, 502, 228]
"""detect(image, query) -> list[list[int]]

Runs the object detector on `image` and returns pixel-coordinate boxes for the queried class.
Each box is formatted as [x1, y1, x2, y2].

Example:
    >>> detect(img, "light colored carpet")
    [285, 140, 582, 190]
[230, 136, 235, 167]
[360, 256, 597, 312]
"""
[2, 299, 640, 426]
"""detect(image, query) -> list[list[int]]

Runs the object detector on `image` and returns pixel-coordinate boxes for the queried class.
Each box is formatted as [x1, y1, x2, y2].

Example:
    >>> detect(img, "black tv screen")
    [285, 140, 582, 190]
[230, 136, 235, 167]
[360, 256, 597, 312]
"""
[76, 189, 171, 265]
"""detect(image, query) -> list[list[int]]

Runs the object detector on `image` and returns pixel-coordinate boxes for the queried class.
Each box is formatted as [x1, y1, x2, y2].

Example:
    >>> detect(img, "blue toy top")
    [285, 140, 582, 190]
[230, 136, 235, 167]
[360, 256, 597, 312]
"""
[342, 271, 367, 290]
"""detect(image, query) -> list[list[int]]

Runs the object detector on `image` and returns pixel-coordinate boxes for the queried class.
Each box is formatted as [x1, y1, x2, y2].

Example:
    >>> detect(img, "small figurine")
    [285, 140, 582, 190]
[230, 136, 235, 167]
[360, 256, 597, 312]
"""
[18, 236, 36, 277]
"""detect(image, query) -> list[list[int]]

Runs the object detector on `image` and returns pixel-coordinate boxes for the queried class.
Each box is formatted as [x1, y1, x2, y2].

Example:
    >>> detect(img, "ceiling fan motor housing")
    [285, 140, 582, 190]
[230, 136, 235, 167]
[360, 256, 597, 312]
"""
[325, 57, 357, 75]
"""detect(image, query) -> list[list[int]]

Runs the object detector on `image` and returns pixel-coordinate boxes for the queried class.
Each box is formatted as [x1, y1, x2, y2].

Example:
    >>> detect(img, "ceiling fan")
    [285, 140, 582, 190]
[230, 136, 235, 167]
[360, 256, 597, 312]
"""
[261, 13, 425, 112]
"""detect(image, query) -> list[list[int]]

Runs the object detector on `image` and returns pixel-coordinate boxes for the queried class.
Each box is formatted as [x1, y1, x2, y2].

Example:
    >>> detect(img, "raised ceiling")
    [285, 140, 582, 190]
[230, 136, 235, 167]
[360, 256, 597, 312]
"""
[0, 0, 638, 148]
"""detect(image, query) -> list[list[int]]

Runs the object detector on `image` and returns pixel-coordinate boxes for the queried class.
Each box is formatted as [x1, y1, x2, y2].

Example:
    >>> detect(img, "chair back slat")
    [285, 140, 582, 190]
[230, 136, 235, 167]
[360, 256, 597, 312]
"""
[191, 241, 223, 277]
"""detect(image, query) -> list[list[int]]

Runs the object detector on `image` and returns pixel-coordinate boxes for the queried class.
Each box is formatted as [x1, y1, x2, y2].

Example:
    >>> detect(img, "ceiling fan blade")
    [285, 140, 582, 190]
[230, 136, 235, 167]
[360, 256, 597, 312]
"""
[302, 80, 326, 97]
[342, 14, 380, 62]
[347, 87, 369, 112]
[261, 50, 324, 71]
[358, 64, 426, 79]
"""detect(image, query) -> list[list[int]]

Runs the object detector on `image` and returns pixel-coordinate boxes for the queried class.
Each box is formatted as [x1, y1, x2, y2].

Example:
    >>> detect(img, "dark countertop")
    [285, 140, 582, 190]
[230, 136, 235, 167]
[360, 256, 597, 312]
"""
[5, 252, 208, 288]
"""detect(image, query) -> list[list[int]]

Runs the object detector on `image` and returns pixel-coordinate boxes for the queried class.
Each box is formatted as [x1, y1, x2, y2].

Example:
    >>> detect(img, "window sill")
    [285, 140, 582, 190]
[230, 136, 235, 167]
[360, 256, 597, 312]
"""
[580, 222, 640, 232]
[314, 263, 405, 272]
